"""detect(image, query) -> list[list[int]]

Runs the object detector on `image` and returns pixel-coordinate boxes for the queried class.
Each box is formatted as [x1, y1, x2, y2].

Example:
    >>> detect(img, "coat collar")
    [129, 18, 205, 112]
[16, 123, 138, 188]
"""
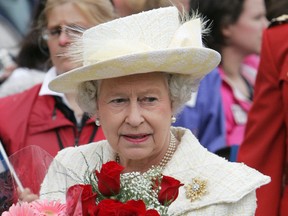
[164, 128, 270, 214]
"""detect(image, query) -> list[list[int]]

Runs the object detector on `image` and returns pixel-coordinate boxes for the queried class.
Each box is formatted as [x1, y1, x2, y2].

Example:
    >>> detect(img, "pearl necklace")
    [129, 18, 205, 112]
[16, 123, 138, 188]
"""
[115, 131, 177, 169]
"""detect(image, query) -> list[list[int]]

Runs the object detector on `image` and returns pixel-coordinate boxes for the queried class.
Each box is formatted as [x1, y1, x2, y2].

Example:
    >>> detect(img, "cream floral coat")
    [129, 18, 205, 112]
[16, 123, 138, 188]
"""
[41, 127, 270, 215]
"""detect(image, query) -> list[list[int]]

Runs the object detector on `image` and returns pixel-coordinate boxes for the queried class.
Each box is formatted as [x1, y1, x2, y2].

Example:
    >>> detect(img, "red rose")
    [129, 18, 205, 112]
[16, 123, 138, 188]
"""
[145, 209, 161, 216]
[94, 199, 123, 215]
[94, 199, 160, 216]
[66, 184, 97, 216]
[121, 200, 160, 216]
[95, 161, 124, 196]
[155, 175, 184, 205]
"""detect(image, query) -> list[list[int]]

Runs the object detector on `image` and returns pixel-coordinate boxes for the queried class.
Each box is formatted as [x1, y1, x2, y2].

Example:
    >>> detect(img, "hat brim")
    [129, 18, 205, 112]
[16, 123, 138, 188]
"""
[49, 47, 221, 93]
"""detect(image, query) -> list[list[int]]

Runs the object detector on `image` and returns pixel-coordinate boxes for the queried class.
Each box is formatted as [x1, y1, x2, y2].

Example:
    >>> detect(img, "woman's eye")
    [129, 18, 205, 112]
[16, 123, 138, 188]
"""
[140, 97, 158, 103]
[110, 98, 127, 104]
[49, 28, 61, 36]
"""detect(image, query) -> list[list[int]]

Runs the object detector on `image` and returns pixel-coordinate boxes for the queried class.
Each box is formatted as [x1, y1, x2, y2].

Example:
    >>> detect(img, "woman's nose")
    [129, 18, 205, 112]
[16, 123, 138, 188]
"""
[58, 31, 71, 46]
[125, 102, 144, 127]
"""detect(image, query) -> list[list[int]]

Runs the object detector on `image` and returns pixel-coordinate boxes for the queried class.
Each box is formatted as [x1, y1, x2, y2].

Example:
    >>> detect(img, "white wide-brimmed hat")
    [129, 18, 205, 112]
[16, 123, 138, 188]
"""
[49, 6, 221, 93]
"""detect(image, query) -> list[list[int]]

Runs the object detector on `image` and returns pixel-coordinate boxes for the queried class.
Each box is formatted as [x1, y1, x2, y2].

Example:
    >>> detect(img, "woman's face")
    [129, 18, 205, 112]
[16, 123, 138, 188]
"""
[223, 0, 268, 55]
[97, 72, 173, 164]
[46, 3, 91, 75]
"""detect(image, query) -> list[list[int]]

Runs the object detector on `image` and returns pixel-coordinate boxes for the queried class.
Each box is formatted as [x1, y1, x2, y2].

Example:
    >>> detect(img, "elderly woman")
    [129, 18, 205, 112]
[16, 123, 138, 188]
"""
[39, 6, 269, 215]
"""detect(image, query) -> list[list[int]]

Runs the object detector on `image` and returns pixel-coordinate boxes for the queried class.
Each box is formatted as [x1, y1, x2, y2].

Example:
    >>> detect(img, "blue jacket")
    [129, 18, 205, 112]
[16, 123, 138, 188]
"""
[173, 69, 226, 153]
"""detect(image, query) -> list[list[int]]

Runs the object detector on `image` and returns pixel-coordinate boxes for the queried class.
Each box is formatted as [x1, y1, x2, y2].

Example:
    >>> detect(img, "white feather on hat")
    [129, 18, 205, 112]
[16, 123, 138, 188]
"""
[49, 6, 221, 93]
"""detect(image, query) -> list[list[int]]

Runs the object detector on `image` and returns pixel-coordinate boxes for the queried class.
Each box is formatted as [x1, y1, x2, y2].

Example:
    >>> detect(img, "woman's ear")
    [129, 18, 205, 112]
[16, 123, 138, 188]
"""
[221, 24, 234, 46]
[222, 25, 232, 38]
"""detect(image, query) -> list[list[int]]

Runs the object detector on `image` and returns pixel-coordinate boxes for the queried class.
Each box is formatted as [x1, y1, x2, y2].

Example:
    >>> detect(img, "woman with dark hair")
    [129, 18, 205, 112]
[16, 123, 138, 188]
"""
[174, 0, 268, 161]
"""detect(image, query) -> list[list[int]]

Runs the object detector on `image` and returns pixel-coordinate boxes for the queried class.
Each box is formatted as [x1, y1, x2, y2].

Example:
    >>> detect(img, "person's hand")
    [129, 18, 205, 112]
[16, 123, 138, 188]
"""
[17, 187, 39, 203]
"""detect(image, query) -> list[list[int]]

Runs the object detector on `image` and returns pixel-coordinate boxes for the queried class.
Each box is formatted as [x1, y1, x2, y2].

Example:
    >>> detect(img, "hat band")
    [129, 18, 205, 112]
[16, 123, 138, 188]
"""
[84, 39, 153, 65]
[83, 18, 203, 66]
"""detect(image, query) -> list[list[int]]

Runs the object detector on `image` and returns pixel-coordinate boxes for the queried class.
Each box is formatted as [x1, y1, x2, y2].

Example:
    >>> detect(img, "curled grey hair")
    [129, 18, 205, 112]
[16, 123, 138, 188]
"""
[76, 73, 201, 117]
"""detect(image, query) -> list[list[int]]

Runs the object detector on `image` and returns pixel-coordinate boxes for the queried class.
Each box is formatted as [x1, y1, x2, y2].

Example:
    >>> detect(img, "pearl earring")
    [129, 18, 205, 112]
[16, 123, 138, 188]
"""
[95, 119, 101, 126]
[171, 116, 176, 123]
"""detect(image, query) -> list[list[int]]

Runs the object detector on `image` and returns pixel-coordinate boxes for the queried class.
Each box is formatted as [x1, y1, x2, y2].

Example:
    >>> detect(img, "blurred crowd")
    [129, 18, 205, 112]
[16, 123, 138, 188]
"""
[0, 0, 288, 215]
[0, 0, 277, 98]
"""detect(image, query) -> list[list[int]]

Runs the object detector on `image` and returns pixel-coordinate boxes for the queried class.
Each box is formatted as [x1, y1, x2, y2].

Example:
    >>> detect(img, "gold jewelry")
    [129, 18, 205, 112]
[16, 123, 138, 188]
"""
[185, 178, 207, 202]
[115, 131, 177, 169]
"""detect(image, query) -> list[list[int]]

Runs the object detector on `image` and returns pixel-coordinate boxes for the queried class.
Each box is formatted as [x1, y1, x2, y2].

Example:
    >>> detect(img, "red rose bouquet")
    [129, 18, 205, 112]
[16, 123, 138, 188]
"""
[65, 161, 183, 215]
[2, 145, 183, 216]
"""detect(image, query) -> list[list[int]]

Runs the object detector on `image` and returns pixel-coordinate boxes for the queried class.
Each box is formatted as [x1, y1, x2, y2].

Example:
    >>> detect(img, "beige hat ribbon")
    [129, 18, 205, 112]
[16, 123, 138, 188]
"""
[83, 18, 202, 66]
[168, 18, 202, 48]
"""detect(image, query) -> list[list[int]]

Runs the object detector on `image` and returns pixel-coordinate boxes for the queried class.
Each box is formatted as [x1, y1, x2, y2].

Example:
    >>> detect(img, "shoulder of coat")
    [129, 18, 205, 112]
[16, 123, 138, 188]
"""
[269, 14, 288, 28]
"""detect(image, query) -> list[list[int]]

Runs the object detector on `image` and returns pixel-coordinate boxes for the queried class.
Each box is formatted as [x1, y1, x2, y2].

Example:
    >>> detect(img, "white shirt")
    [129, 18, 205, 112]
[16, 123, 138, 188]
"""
[39, 67, 71, 110]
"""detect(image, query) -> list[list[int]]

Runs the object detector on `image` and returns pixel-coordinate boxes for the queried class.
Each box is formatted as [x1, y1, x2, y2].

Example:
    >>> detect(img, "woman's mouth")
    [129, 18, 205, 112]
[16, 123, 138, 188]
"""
[122, 134, 150, 143]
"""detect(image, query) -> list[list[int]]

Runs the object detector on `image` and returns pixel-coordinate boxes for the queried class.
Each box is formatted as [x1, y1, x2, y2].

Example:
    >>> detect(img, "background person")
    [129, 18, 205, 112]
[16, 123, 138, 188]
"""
[237, 15, 288, 216]
[38, 7, 269, 215]
[174, 0, 268, 161]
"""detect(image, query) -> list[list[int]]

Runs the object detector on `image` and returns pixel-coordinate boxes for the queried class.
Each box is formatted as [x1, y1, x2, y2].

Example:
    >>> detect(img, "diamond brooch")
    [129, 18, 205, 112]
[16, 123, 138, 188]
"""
[185, 177, 207, 202]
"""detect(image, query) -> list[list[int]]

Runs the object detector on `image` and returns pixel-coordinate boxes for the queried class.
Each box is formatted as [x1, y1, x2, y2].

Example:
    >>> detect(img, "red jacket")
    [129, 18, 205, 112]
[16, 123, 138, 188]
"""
[237, 20, 288, 216]
[0, 84, 105, 193]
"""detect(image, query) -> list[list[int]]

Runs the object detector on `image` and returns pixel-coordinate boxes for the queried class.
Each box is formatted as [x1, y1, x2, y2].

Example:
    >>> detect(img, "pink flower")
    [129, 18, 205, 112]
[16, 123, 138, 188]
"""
[30, 199, 66, 215]
[2, 202, 35, 216]
[3, 200, 66, 216]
